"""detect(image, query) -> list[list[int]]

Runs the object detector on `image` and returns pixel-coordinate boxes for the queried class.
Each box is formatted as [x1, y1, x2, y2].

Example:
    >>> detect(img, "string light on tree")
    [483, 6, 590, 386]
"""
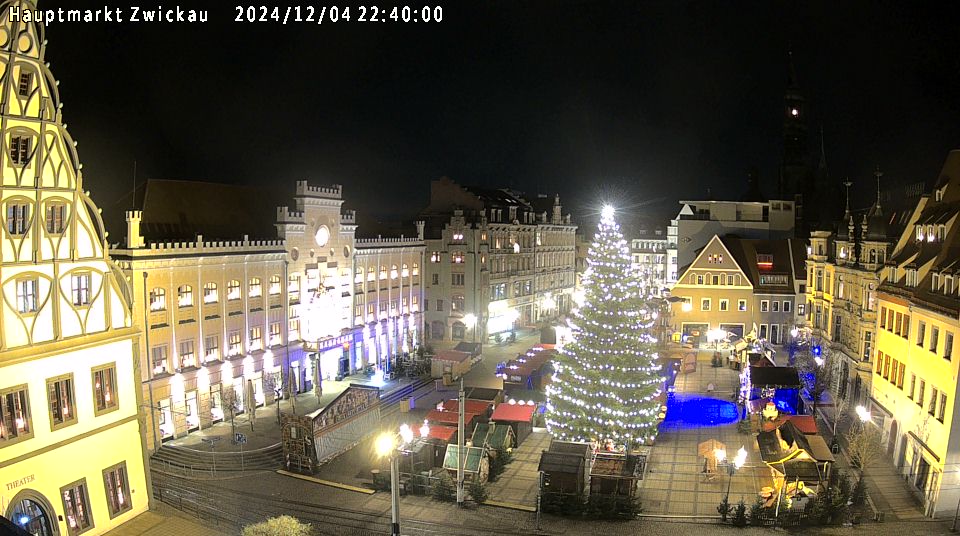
[546, 204, 663, 450]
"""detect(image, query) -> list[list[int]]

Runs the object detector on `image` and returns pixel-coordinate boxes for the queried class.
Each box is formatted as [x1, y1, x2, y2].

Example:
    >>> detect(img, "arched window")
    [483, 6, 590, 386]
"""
[269, 275, 282, 295]
[379, 266, 388, 280]
[203, 282, 218, 304]
[368, 267, 376, 281]
[452, 321, 466, 340]
[412, 262, 419, 276]
[402, 263, 409, 277]
[178, 285, 193, 307]
[355, 267, 363, 283]
[149, 288, 166, 311]
[249, 277, 262, 297]
[227, 280, 241, 300]
[390, 265, 398, 279]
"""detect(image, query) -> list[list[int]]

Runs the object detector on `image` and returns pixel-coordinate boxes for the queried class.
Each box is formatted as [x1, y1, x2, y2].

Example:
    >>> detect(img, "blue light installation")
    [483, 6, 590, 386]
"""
[661, 393, 740, 429]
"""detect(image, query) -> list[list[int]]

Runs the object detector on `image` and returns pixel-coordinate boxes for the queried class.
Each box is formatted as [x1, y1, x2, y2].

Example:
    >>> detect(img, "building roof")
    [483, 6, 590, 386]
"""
[538, 451, 585, 474]
[454, 342, 483, 355]
[590, 452, 644, 478]
[466, 387, 502, 402]
[471, 422, 513, 449]
[433, 350, 472, 363]
[426, 410, 480, 426]
[426, 424, 458, 442]
[717, 236, 807, 294]
[749, 366, 800, 388]
[548, 440, 593, 457]
[442, 445, 486, 473]
[769, 459, 824, 482]
[490, 402, 536, 423]
[439, 399, 492, 415]
[757, 420, 834, 465]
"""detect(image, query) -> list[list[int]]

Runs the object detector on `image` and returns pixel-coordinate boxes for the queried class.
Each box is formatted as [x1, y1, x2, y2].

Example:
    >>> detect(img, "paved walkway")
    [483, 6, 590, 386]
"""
[485, 430, 551, 506]
[641, 351, 773, 515]
[104, 508, 227, 536]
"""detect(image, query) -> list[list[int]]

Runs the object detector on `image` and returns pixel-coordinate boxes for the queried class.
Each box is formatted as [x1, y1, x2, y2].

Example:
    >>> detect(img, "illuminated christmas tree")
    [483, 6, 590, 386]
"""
[546, 206, 662, 449]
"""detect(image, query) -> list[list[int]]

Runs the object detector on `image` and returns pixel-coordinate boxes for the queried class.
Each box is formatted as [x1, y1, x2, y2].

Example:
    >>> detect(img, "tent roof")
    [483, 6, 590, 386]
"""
[442, 445, 486, 473]
[472, 422, 513, 448]
[749, 366, 800, 387]
[439, 399, 492, 415]
[434, 350, 472, 363]
[426, 425, 458, 442]
[491, 403, 536, 422]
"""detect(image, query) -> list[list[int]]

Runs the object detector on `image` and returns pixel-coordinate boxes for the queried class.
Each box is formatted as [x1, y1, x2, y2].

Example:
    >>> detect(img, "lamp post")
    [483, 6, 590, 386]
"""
[725, 447, 747, 506]
[376, 422, 428, 536]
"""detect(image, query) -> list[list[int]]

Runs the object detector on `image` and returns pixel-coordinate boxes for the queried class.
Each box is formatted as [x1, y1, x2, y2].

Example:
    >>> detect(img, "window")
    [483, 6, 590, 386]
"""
[6, 202, 29, 235]
[701, 298, 711, 311]
[390, 264, 399, 279]
[16, 278, 37, 314]
[0, 385, 31, 445]
[103, 462, 132, 518]
[412, 263, 419, 276]
[203, 282, 218, 304]
[696, 274, 704, 285]
[883, 354, 890, 379]
[437, 300, 444, 312]
[946, 332, 954, 361]
[930, 388, 938, 416]
[227, 280, 241, 300]
[726, 274, 734, 285]
[249, 327, 262, 351]
[452, 252, 464, 264]
[380, 266, 388, 280]
[772, 301, 780, 313]
[151, 345, 169, 376]
[179, 340, 195, 369]
[149, 288, 166, 311]
[269, 322, 281, 346]
[204, 336, 220, 362]
[430, 251, 441, 263]
[898, 364, 905, 389]
[939, 393, 947, 423]
[401, 264, 409, 277]
[879, 306, 887, 329]
[452, 294, 465, 311]
[895, 312, 902, 334]
[711, 275, 720, 285]
[452, 273, 465, 286]
[719, 299, 729, 312]
[783, 301, 791, 312]
[452, 322, 466, 340]
[918, 379, 925, 407]
[269, 275, 282, 295]
[432, 274, 439, 285]
[71, 273, 90, 306]
[760, 300, 769, 312]
[10, 135, 30, 166]
[288, 275, 300, 302]
[177, 285, 193, 307]
[931, 326, 940, 353]
[909, 374, 916, 400]
[759, 324, 768, 339]
[47, 374, 76, 430]
[45, 201, 66, 233]
[738, 300, 747, 312]
[228, 331, 242, 356]
[92, 364, 118, 416]
[17, 71, 31, 96]
[61, 479, 93, 535]
[902, 314, 910, 338]
[917, 321, 926, 347]
[249, 277, 262, 298]
[875, 351, 883, 374]
[288, 318, 300, 341]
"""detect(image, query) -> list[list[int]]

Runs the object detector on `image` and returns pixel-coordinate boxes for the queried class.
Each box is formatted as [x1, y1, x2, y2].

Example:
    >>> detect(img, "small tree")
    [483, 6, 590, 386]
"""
[747, 497, 767, 526]
[717, 496, 732, 522]
[731, 499, 748, 527]
[469, 479, 488, 504]
[798, 348, 833, 418]
[846, 424, 883, 477]
[242, 516, 312, 536]
[432, 471, 456, 502]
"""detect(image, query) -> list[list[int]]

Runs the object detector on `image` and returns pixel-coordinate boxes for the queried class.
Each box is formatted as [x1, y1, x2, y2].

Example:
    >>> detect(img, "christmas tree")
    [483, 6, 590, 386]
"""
[546, 206, 663, 449]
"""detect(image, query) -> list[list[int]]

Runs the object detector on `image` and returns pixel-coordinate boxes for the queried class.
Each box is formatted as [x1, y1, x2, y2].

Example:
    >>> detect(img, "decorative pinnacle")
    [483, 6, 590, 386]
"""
[843, 178, 853, 217]
[874, 166, 883, 208]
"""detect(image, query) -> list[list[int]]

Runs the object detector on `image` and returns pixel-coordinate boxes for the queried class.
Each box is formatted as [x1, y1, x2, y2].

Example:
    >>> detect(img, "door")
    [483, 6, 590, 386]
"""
[8, 496, 57, 536]
[888, 420, 898, 457]
[185, 391, 199, 430]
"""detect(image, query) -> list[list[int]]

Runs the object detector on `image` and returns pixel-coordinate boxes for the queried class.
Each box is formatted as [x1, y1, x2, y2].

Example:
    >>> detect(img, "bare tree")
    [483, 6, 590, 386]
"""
[846, 423, 884, 483]
[798, 349, 833, 418]
[831, 395, 850, 437]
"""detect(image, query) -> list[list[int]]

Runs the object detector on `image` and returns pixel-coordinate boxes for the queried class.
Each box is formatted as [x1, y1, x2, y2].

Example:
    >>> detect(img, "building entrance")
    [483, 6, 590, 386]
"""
[7, 494, 57, 536]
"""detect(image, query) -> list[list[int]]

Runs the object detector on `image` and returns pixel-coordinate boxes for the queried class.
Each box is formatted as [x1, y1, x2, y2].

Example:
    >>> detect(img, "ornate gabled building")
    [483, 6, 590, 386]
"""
[419, 178, 575, 344]
[0, 2, 150, 534]
[871, 150, 960, 517]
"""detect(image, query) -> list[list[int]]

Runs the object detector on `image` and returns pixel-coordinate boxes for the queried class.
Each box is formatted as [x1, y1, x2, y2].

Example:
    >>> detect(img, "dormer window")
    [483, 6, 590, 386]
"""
[906, 269, 919, 287]
[839, 246, 847, 259]
[928, 226, 935, 242]
[933, 273, 940, 291]
[757, 254, 773, 269]
[946, 276, 955, 295]
[936, 187, 945, 202]
[917, 226, 925, 242]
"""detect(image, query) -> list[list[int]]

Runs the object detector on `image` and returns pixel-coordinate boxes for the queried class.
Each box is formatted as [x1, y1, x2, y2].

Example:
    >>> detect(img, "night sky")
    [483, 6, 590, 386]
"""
[41, 1, 960, 231]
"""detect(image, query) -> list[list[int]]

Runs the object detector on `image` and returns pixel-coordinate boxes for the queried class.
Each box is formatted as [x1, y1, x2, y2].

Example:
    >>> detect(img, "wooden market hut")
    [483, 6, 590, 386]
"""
[442, 445, 490, 483]
[746, 365, 802, 415]
[465, 386, 503, 407]
[490, 402, 537, 445]
[589, 452, 645, 499]
[470, 422, 515, 453]
[438, 399, 494, 421]
[757, 420, 835, 491]
[425, 409, 481, 438]
[423, 425, 458, 467]
[431, 349, 473, 382]
[538, 440, 592, 496]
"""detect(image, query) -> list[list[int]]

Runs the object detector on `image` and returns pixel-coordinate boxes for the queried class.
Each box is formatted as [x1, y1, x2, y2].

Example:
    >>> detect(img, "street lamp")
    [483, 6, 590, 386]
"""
[681, 300, 693, 313]
[725, 447, 747, 503]
[464, 313, 477, 343]
[855, 405, 870, 425]
[375, 423, 430, 536]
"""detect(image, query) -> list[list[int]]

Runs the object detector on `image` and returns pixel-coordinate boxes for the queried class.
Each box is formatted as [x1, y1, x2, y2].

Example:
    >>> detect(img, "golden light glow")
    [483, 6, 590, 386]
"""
[375, 432, 396, 457]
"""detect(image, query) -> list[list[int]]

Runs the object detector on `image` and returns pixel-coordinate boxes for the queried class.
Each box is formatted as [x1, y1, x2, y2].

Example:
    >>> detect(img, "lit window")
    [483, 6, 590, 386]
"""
[149, 288, 166, 311]
[16, 278, 37, 313]
[269, 275, 282, 295]
[227, 280, 241, 300]
[790, 108, 799, 116]
[47, 374, 76, 430]
[151, 346, 169, 376]
[288, 275, 300, 301]
[61, 479, 92, 534]
[269, 322, 281, 346]
[203, 282, 218, 303]
[228, 331, 242, 356]
[0, 385, 32, 444]
[738, 300, 747, 312]
[177, 285, 193, 307]
[249, 327, 262, 351]
[204, 336, 220, 362]
[412, 263, 419, 276]
[45, 201, 66, 234]
[103, 462, 132, 518]
[179, 340, 195, 369]
[380, 266, 388, 280]
[71, 273, 90, 306]
[249, 277, 262, 298]
[6, 202, 29, 235]
[93, 364, 118, 415]
[390, 265, 398, 279]
[10, 135, 30, 166]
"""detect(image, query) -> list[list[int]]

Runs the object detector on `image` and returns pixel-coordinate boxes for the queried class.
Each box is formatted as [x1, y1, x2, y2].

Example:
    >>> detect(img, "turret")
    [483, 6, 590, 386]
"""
[125, 210, 144, 248]
[415, 220, 425, 240]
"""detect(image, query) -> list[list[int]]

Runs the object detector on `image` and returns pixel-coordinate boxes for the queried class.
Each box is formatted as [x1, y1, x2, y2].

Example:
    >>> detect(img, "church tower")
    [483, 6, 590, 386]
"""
[779, 50, 810, 200]
[0, 2, 150, 534]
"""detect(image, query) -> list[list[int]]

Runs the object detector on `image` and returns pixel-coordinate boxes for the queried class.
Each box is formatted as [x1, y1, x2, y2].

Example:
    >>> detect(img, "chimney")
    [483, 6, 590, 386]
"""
[125, 210, 144, 248]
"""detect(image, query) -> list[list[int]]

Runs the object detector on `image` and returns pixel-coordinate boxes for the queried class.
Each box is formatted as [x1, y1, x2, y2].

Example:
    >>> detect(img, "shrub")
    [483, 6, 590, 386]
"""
[748, 497, 767, 526]
[432, 471, 456, 502]
[732, 499, 748, 527]
[469, 479, 488, 504]
[242, 516, 312, 536]
[717, 496, 732, 522]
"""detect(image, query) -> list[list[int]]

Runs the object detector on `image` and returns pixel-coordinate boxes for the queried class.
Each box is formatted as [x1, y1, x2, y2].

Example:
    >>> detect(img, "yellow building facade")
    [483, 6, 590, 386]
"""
[872, 150, 960, 517]
[0, 2, 149, 533]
